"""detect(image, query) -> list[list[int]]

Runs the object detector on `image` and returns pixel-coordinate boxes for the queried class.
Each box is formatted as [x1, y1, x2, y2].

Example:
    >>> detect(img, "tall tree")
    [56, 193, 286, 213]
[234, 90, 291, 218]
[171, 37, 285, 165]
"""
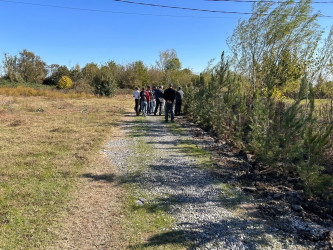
[82, 63, 99, 81]
[147, 66, 164, 86]
[18, 50, 47, 83]
[156, 49, 178, 71]
[3, 49, 47, 83]
[227, 0, 321, 91]
[134, 61, 149, 86]
[156, 49, 183, 83]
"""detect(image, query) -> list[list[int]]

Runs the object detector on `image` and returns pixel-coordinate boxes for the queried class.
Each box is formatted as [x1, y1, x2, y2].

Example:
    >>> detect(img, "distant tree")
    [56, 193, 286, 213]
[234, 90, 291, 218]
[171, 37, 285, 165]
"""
[156, 49, 178, 71]
[314, 74, 326, 98]
[47, 64, 60, 77]
[147, 66, 164, 86]
[17, 49, 47, 83]
[45, 65, 70, 85]
[118, 61, 149, 89]
[134, 61, 149, 86]
[3, 49, 47, 83]
[82, 63, 99, 81]
[69, 64, 82, 82]
[105, 60, 122, 87]
[92, 65, 117, 97]
[165, 57, 181, 71]
[3, 53, 22, 82]
[156, 49, 183, 83]
[324, 81, 333, 98]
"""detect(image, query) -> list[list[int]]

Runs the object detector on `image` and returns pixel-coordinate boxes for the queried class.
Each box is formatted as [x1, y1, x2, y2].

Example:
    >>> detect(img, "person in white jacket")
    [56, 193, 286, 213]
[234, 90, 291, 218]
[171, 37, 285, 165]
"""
[133, 87, 140, 115]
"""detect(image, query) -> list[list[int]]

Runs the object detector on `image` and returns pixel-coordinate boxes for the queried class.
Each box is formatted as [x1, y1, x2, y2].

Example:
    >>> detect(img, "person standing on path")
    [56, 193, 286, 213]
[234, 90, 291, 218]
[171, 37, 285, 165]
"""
[151, 86, 157, 115]
[160, 85, 165, 114]
[140, 87, 149, 117]
[163, 83, 176, 122]
[147, 86, 154, 115]
[133, 87, 140, 116]
[154, 85, 164, 116]
[175, 87, 184, 116]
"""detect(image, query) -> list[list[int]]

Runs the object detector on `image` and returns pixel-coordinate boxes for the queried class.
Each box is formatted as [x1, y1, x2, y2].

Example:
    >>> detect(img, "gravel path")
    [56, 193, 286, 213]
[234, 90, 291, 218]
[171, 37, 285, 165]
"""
[105, 114, 314, 250]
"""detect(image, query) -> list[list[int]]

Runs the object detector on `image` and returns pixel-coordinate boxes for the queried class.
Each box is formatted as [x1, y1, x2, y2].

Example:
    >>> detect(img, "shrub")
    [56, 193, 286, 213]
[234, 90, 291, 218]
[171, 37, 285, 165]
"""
[92, 73, 117, 97]
[57, 76, 73, 89]
[71, 79, 94, 94]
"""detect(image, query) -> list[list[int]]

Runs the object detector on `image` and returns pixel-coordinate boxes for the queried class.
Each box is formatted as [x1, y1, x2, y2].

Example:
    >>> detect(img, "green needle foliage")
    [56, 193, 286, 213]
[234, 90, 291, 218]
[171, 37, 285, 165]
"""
[183, 53, 333, 199]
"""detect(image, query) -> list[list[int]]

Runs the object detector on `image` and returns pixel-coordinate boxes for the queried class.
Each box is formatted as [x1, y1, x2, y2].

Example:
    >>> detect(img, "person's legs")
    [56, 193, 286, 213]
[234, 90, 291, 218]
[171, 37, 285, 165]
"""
[147, 101, 150, 114]
[165, 102, 170, 122]
[141, 101, 147, 116]
[151, 100, 155, 114]
[170, 102, 175, 122]
[154, 100, 160, 115]
[160, 100, 164, 115]
[135, 99, 139, 115]
[175, 102, 179, 116]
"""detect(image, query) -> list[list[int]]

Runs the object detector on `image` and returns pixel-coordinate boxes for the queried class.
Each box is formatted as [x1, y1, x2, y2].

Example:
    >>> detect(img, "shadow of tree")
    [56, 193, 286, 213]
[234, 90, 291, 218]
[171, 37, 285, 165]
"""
[81, 173, 115, 182]
[129, 230, 191, 249]
[107, 113, 312, 249]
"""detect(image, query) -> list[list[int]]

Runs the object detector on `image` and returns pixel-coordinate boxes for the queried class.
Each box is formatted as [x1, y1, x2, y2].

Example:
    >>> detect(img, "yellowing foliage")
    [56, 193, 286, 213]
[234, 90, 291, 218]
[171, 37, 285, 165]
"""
[58, 76, 73, 89]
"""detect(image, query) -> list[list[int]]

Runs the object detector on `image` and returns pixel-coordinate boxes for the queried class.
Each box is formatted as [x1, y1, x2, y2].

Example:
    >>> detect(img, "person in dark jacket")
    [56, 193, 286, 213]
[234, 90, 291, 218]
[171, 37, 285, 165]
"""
[175, 87, 184, 116]
[154, 86, 164, 116]
[140, 87, 149, 117]
[163, 83, 176, 122]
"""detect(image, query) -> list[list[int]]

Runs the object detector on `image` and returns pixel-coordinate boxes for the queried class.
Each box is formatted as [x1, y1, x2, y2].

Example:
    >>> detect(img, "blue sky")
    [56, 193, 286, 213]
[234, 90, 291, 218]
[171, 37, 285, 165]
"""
[0, 0, 332, 74]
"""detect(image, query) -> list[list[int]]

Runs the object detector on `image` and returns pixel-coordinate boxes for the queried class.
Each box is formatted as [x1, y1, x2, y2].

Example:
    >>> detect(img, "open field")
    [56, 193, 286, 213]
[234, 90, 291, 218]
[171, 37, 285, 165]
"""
[0, 94, 132, 248]
[284, 98, 333, 109]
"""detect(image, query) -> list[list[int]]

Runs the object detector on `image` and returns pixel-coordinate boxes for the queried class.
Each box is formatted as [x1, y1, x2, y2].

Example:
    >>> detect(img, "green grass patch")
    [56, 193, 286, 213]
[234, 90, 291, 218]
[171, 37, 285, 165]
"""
[166, 122, 187, 136]
[0, 94, 132, 248]
[218, 183, 252, 209]
[167, 122, 215, 170]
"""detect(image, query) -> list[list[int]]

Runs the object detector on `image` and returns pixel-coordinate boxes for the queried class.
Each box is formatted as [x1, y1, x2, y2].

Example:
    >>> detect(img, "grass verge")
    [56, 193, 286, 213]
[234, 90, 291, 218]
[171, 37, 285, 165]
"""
[0, 94, 131, 248]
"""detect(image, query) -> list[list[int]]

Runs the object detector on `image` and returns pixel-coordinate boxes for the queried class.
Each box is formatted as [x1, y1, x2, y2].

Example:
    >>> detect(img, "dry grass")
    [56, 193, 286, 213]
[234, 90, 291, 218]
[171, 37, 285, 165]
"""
[0, 86, 93, 98]
[0, 94, 132, 248]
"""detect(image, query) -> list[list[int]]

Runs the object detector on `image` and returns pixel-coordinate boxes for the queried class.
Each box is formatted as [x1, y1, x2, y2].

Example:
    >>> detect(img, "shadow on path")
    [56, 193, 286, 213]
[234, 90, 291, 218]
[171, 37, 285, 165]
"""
[106, 114, 312, 249]
[81, 173, 116, 183]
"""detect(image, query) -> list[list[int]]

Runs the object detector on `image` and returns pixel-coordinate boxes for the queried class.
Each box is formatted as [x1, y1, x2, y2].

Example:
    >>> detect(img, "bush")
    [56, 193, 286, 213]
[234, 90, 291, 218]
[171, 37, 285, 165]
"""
[92, 73, 117, 97]
[57, 76, 73, 89]
[71, 79, 94, 94]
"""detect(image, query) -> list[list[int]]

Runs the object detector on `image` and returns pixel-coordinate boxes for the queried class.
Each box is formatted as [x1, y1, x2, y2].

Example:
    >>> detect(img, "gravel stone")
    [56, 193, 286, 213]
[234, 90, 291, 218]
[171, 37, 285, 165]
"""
[107, 116, 318, 249]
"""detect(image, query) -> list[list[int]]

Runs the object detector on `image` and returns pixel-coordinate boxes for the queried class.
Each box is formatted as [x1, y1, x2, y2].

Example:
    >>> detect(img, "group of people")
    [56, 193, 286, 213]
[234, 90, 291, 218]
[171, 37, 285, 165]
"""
[133, 84, 184, 122]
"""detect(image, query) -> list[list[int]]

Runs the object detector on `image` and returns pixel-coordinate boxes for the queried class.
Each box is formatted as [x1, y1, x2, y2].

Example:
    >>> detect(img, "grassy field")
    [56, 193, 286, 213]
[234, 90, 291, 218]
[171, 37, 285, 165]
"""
[0, 93, 132, 248]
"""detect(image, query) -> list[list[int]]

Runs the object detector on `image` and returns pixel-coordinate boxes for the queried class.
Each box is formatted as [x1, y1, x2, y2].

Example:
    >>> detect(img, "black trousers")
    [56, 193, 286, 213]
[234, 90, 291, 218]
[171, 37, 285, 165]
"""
[175, 100, 182, 116]
[134, 99, 139, 115]
[154, 99, 163, 115]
